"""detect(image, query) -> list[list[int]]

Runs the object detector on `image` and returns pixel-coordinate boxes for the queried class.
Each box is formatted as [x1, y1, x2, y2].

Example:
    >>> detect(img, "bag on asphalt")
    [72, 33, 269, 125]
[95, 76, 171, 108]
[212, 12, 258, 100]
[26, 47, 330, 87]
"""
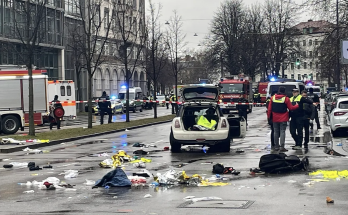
[212, 163, 224, 174]
[259, 153, 309, 173]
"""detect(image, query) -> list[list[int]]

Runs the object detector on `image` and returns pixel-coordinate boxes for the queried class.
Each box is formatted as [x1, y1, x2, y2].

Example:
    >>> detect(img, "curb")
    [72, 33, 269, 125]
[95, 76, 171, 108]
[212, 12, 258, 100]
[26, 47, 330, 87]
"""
[0, 119, 172, 154]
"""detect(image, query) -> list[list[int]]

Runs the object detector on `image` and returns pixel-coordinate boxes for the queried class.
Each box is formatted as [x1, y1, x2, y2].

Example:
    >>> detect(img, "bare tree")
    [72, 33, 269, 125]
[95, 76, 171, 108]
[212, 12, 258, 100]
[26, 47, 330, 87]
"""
[210, 0, 244, 75]
[111, 0, 147, 122]
[263, 0, 299, 77]
[11, 0, 49, 136]
[73, 0, 113, 128]
[145, 1, 169, 118]
[166, 11, 187, 106]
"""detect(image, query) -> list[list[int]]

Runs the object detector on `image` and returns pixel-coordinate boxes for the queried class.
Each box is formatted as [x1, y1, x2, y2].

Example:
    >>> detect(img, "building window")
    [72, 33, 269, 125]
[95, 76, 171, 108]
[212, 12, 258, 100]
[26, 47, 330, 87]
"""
[113, 70, 118, 89]
[104, 9, 109, 29]
[297, 64, 300, 70]
[133, 0, 137, 10]
[316, 62, 319, 69]
[291, 63, 294, 70]
[95, 70, 102, 89]
[309, 28, 313, 33]
[284, 75, 288, 78]
[309, 39, 312, 46]
[302, 51, 306, 58]
[291, 74, 294, 79]
[303, 40, 306, 46]
[105, 70, 110, 90]
[315, 39, 318, 45]
[303, 28, 307, 34]
[104, 43, 109, 55]
[309, 51, 313, 58]
[309, 62, 313, 69]
[298, 74, 301, 80]
[315, 51, 318, 57]
[304, 62, 307, 69]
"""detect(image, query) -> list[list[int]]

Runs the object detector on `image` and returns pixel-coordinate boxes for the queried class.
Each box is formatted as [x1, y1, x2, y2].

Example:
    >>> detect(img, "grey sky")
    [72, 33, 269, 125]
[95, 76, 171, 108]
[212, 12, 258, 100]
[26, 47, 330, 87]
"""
[149, 0, 312, 51]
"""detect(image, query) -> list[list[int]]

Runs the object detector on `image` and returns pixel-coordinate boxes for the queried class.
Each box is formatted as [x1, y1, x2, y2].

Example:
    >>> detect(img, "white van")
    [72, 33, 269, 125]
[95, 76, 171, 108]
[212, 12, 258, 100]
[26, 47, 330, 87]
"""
[118, 87, 143, 112]
[267, 81, 305, 98]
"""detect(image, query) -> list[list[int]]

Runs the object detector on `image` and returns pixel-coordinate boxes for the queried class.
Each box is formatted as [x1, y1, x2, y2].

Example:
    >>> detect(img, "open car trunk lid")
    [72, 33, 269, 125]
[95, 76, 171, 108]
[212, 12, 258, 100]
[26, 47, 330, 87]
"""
[182, 86, 219, 102]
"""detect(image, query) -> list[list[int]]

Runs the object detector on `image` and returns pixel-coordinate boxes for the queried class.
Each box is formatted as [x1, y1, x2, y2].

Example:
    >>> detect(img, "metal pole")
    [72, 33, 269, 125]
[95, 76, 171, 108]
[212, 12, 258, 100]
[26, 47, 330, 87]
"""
[336, 0, 341, 91]
[220, 52, 223, 78]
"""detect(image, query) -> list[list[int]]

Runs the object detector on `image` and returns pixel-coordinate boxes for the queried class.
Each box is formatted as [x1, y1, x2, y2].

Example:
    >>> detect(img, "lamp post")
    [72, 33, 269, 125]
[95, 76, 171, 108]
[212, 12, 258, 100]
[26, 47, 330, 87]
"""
[336, 0, 341, 91]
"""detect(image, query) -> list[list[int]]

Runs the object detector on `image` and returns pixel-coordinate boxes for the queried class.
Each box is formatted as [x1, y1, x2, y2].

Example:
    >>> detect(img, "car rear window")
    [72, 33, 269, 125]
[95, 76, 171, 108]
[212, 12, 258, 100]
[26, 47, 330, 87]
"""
[339, 101, 348, 109]
[270, 85, 296, 97]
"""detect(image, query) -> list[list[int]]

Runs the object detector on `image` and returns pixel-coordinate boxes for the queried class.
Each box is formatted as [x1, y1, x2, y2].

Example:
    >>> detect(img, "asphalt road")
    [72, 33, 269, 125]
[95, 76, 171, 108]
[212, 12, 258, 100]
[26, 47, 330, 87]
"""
[0, 106, 347, 215]
[15, 106, 172, 134]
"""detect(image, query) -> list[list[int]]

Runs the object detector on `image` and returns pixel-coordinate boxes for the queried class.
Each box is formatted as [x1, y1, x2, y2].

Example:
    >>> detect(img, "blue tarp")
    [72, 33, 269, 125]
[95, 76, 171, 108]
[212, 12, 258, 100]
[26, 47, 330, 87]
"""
[95, 168, 132, 187]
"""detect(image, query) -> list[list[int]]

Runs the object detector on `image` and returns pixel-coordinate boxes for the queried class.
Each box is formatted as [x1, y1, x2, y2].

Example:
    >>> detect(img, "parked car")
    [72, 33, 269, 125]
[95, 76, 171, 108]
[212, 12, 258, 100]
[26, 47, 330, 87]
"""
[325, 91, 339, 114]
[329, 97, 348, 137]
[170, 86, 231, 153]
[85, 97, 99, 114]
[156, 95, 166, 107]
[327, 92, 348, 114]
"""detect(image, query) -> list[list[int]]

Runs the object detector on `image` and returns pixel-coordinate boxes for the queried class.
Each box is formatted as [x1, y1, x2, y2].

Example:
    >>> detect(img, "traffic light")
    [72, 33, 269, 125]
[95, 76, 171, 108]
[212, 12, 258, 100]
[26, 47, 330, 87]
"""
[296, 58, 300, 66]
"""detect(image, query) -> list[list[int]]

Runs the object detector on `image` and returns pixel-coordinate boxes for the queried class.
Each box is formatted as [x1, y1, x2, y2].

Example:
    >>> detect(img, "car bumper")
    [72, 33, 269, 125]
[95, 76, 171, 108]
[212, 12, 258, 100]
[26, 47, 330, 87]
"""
[173, 130, 229, 144]
[331, 123, 348, 131]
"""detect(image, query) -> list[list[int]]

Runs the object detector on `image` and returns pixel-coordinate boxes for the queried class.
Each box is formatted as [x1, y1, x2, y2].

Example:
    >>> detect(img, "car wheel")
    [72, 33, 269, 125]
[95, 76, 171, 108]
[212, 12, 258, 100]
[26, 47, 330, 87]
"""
[140, 108, 143, 112]
[133, 106, 136, 113]
[220, 138, 231, 152]
[170, 131, 181, 153]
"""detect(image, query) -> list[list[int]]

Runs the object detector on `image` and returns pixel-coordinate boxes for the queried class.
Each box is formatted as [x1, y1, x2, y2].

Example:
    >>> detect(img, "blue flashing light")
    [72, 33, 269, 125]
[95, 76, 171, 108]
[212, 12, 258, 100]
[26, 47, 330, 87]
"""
[346, 88, 348, 91]
[270, 77, 276, 82]
[121, 85, 127, 89]
[307, 83, 312, 86]
[111, 96, 116, 100]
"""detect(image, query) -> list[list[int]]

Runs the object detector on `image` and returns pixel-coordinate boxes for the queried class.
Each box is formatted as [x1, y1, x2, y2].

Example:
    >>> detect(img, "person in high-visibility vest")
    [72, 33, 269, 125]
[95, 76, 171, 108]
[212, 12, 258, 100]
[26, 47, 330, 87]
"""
[170, 94, 178, 114]
[267, 87, 299, 153]
[289, 88, 315, 150]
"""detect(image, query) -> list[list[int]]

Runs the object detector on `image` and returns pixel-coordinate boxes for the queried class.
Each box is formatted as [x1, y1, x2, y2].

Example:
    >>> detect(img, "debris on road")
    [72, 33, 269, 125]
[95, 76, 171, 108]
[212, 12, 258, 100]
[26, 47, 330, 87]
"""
[23, 147, 43, 154]
[326, 196, 334, 203]
[61, 170, 79, 179]
[9, 162, 28, 168]
[132, 143, 144, 147]
[23, 190, 35, 193]
[184, 196, 223, 202]
[84, 179, 96, 186]
[3, 164, 13, 168]
[94, 167, 132, 188]
[144, 194, 152, 198]
[99, 150, 133, 168]
[163, 147, 169, 151]
[130, 158, 151, 163]
[309, 170, 348, 179]
[133, 149, 149, 155]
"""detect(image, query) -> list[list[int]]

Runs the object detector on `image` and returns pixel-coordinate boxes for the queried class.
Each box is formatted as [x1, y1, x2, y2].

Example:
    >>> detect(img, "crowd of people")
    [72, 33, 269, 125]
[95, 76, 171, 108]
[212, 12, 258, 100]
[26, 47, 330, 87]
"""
[266, 87, 320, 153]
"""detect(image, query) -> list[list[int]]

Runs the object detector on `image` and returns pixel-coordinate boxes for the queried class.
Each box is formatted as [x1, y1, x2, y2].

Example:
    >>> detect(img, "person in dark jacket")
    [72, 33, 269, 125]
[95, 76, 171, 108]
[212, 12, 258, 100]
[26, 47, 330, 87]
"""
[307, 88, 321, 130]
[289, 88, 315, 150]
[237, 95, 249, 126]
[301, 90, 315, 151]
[98, 91, 112, 125]
[50, 95, 63, 130]
[267, 87, 299, 152]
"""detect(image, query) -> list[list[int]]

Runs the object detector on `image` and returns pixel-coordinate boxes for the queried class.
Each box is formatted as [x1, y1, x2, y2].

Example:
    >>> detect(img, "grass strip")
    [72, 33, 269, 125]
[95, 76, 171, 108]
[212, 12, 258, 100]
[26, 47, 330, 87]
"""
[3, 115, 175, 141]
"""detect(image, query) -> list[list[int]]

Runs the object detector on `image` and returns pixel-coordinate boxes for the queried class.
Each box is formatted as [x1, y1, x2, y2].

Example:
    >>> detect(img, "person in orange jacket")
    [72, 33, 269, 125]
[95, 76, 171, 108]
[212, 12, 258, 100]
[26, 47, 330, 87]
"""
[267, 86, 299, 153]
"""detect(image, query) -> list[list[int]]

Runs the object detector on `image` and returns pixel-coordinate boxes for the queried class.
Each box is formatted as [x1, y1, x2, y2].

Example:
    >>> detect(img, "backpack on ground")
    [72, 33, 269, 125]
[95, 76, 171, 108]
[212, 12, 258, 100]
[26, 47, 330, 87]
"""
[212, 163, 224, 174]
[259, 153, 309, 174]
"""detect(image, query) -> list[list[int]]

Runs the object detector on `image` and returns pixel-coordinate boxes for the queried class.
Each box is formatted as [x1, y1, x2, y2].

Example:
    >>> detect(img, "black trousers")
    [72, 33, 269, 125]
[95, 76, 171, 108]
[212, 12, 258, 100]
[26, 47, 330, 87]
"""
[100, 108, 112, 124]
[171, 103, 178, 114]
[270, 122, 275, 148]
[49, 116, 61, 130]
[303, 119, 310, 147]
[166, 103, 169, 109]
[310, 109, 321, 129]
[290, 117, 304, 147]
[239, 110, 247, 124]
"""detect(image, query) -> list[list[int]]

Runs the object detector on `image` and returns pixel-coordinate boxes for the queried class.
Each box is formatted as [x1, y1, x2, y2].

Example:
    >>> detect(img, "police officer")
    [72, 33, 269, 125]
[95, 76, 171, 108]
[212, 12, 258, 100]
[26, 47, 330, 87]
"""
[50, 95, 62, 130]
[170, 93, 178, 114]
[289, 88, 314, 150]
[253, 91, 261, 107]
[98, 91, 112, 125]
[237, 95, 249, 126]
[301, 90, 315, 151]
[307, 88, 321, 130]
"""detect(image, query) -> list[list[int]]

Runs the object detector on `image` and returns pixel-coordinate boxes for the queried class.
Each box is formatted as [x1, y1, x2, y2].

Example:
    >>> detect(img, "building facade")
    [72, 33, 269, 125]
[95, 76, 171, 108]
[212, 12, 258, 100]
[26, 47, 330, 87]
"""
[0, 0, 147, 101]
[284, 20, 333, 86]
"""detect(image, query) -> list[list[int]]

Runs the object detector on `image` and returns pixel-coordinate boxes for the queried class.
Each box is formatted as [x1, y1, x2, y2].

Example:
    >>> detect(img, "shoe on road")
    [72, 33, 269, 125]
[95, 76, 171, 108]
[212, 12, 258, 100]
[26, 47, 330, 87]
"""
[292, 146, 302, 150]
[279, 148, 288, 152]
[250, 168, 265, 175]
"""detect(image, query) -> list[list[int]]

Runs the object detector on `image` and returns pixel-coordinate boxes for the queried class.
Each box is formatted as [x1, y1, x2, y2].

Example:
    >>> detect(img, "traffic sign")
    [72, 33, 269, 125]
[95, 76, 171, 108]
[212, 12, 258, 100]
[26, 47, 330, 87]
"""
[341, 40, 348, 64]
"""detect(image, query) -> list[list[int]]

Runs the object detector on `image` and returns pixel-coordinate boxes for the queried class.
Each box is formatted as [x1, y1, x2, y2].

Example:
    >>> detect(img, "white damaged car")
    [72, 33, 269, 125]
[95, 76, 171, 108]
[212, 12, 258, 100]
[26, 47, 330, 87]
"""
[170, 86, 231, 152]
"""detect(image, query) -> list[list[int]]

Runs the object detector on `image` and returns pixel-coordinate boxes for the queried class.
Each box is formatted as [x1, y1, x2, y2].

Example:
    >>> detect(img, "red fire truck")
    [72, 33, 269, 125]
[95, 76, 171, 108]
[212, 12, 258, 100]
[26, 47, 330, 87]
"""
[258, 81, 269, 103]
[219, 76, 253, 114]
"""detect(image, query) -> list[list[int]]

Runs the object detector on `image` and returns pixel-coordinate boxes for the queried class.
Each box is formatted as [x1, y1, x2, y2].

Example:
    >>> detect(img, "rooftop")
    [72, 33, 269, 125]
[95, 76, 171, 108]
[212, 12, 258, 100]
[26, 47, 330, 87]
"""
[292, 20, 334, 34]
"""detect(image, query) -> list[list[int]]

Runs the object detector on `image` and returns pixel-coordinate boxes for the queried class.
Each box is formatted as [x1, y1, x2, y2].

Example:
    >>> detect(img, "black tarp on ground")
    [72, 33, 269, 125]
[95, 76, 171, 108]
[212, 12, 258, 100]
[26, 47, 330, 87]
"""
[95, 167, 132, 187]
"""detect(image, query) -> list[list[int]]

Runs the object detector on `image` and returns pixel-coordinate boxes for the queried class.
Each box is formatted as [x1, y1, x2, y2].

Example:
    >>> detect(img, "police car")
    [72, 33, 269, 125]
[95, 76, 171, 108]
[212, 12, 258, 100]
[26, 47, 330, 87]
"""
[170, 85, 231, 153]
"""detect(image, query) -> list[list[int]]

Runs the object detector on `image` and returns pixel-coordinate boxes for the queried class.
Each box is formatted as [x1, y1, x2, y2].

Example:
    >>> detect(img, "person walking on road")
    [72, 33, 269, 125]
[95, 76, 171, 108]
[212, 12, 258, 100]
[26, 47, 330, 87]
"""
[50, 95, 63, 130]
[267, 87, 299, 153]
[165, 95, 170, 109]
[98, 91, 112, 125]
[301, 90, 315, 151]
[237, 95, 249, 126]
[289, 88, 315, 150]
[307, 88, 321, 130]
